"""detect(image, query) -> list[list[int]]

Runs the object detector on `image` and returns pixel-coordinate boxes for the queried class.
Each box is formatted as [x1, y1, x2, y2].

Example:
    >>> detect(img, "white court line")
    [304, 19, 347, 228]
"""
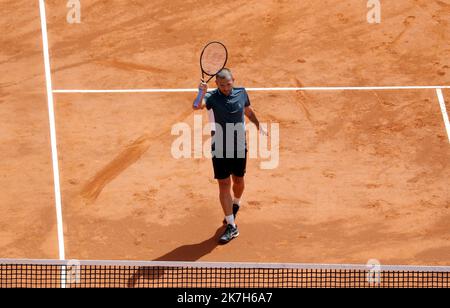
[53, 86, 450, 94]
[436, 89, 450, 143]
[39, 0, 65, 261]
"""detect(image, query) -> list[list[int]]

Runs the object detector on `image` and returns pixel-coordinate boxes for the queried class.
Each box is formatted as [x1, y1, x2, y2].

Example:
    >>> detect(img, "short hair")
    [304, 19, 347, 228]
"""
[216, 68, 233, 80]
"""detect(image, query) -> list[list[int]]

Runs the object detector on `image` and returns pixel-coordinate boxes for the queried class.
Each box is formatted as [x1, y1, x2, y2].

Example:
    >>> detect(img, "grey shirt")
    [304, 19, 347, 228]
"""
[205, 87, 250, 158]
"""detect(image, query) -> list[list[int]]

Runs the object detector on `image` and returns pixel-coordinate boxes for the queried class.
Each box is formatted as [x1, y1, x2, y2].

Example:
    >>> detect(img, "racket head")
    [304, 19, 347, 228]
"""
[199, 41, 228, 82]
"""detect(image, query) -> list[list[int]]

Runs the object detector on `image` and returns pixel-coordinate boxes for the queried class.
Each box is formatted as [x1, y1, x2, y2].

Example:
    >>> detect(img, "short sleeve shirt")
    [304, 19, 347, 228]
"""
[205, 88, 250, 158]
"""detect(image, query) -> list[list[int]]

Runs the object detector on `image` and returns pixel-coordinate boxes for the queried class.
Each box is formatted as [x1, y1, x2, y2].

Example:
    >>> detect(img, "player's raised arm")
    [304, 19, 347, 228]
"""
[192, 81, 207, 110]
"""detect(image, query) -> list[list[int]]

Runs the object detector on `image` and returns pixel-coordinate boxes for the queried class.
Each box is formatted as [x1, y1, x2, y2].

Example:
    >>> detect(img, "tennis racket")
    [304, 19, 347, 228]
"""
[193, 41, 228, 108]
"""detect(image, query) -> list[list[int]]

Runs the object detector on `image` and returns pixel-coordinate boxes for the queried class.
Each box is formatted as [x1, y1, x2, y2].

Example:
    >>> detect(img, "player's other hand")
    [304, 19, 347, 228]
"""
[260, 127, 269, 137]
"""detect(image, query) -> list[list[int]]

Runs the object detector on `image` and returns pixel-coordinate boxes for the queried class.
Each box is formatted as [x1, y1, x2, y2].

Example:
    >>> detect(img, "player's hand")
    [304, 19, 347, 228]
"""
[259, 127, 269, 137]
[198, 80, 208, 94]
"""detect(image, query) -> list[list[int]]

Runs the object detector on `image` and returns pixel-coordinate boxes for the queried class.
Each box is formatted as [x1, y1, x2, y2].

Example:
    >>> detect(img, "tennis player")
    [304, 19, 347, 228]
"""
[192, 68, 265, 244]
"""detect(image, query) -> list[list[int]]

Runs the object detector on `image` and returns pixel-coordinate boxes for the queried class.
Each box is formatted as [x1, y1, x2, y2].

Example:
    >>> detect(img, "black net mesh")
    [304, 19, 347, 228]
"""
[1, 262, 449, 288]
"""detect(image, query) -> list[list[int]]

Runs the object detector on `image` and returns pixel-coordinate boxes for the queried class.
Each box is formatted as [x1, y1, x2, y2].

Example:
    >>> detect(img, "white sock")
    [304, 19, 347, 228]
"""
[225, 215, 236, 227]
[233, 198, 241, 206]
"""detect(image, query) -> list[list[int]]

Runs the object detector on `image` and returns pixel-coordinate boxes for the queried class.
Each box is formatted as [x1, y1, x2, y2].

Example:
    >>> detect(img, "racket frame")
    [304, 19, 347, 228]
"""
[194, 41, 228, 108]
[200, 41, 228, 83]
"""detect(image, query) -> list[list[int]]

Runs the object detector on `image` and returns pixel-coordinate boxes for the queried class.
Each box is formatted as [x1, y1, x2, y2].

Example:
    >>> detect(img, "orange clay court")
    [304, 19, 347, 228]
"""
[0, 0, 449, 267]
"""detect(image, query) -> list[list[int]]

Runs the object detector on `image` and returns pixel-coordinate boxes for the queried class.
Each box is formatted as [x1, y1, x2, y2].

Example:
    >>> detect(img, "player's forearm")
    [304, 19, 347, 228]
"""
[192, 98, 204, 110]
[193, 82, 207, 110]
[247, 111, 260, 129]
[192, 93, 205, 110]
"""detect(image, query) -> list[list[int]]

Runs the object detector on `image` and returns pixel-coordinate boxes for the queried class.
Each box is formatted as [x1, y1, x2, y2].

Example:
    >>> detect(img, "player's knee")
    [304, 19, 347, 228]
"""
[218, 178, 231, 190]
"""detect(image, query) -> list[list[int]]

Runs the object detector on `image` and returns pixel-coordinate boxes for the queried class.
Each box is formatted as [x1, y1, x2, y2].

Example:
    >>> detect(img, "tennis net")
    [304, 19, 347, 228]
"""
[0, 259, 449, 288]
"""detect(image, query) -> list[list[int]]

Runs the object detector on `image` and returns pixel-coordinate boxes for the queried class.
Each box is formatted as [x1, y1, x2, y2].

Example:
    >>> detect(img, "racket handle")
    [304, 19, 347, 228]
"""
[193, 88, 205, 108]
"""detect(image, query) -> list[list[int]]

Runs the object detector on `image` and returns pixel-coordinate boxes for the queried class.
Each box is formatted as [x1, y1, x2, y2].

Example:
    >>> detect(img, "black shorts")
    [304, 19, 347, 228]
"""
[212, 152, 248, 180]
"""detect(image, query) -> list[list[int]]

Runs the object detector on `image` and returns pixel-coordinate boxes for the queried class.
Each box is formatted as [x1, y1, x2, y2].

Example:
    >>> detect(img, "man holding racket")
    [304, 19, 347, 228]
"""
[192, 68, 265, 244]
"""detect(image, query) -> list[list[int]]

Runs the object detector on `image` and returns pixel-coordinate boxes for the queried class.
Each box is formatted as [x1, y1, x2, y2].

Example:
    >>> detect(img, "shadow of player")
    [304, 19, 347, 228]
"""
[127, 225, 225, 288]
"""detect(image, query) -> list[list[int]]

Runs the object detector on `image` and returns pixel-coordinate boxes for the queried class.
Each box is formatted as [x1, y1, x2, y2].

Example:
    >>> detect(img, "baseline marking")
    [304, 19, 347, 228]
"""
[53, 86, 450, 94]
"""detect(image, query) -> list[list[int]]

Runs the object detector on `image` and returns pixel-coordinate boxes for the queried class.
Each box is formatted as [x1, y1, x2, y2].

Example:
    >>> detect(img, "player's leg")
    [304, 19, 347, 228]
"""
[231, 174, 244, 217]
[214, 157, 239, 243]
[213, 157, 234, 221]
[218, 177, 239, 243]
[218, 177, 233, 217]
[232, 175, 244, 202]
[230, 150, 247, 216]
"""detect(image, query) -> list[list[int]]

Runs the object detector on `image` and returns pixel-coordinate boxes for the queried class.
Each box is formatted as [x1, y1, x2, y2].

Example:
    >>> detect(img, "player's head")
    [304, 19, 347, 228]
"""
[216, 68, 234, 95]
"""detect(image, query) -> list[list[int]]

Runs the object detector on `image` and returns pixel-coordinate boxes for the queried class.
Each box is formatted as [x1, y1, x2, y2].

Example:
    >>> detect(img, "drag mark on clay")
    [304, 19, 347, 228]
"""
[80, 134, 152, 203]
[293, 78, 314, 125]
[389, 16, 416, 47]
[80, 108, 193, 203]
[95, 59, 169, 74]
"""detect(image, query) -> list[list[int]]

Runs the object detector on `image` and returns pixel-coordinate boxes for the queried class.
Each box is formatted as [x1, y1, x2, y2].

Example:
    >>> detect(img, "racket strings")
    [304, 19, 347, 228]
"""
[201, 43, 227, 76]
